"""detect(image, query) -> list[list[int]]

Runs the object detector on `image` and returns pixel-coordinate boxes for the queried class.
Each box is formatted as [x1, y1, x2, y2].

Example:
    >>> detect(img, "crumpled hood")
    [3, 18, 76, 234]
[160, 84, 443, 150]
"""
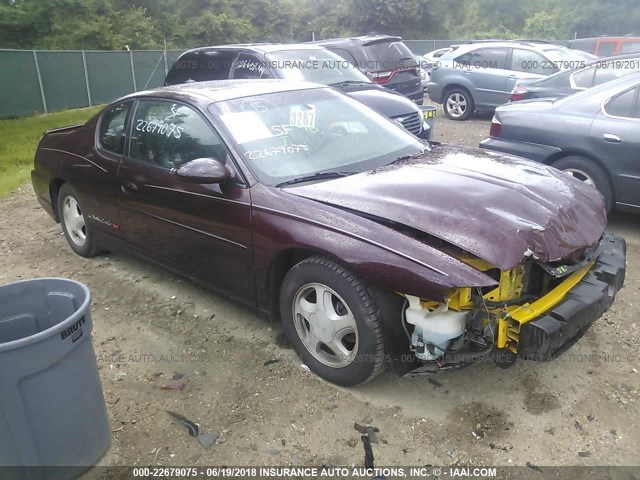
[286, 145, 607, 270]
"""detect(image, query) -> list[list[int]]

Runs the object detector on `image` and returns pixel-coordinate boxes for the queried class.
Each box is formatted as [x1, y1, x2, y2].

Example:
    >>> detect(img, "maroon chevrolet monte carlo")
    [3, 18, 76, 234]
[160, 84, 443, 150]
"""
[31, 80, 626, 386]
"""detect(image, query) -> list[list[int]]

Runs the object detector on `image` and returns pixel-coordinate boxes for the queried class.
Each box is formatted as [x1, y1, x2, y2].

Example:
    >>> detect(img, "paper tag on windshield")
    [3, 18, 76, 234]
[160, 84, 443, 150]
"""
[289, 104, 316, 128]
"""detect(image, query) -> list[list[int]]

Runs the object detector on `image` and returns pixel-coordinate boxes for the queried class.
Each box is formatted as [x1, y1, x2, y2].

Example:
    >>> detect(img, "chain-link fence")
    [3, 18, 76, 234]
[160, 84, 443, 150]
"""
[0, 49, 185, 119]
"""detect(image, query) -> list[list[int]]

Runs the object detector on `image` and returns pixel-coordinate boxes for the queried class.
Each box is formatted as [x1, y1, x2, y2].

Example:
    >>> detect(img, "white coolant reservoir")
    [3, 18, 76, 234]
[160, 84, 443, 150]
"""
[405, 295, 468, 361]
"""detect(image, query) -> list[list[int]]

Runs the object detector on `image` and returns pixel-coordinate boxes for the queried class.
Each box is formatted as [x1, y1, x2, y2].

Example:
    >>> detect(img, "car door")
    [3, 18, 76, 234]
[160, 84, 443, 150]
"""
[507, 49, 550, 98]
[116, 98, 255, 302]
[590, 85, 640, 208]
[461, 47, 510, 108]
[80, 100, 132, 237]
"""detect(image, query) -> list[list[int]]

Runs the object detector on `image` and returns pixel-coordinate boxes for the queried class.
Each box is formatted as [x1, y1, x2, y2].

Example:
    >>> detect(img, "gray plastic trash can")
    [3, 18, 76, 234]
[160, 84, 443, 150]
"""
[0, 278, 110, 480]
[420, 105, 437, 139]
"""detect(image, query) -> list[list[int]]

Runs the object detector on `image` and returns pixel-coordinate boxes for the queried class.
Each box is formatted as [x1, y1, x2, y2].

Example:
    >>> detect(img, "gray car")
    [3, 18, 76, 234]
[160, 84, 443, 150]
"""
[428, 40, 586, 120]
[480, 72, 640, 213]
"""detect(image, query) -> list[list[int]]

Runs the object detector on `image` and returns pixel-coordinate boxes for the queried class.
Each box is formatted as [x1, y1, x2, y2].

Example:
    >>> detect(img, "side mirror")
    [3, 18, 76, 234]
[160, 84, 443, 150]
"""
[175, 158, 229, 184]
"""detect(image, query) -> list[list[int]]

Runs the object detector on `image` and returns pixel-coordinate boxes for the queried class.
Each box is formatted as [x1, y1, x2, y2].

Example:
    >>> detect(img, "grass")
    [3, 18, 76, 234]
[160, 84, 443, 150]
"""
[0, 106, 103, 197]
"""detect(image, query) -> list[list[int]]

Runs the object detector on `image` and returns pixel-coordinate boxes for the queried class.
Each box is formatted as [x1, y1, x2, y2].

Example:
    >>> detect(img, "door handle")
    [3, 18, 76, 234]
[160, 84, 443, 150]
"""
[603, 133, 621, 143]
[122, 182, 138, 192]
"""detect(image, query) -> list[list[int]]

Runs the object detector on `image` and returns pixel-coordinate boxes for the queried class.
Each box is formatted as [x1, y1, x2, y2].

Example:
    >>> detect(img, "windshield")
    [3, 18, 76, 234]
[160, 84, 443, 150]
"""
[211, 88, 424, 186]
[266, 50, 371, 85]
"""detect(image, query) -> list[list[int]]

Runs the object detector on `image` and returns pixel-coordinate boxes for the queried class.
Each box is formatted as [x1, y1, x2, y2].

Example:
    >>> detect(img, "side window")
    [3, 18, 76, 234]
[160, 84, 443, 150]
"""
[593, 64, 631, 86]
[233, 53, 271, 79]
[597, 41, 616, 57]
[98, 102, 130, 155]
[453, 51, 473, 67]
[129, 100, 228, 170]
[621, 42, 640, 54]
[457, 48, 508, 69]
[572, 67, 596, 88]
[604, 87, 638, 118]
[474, 48, 508, 69]
[478, 48, 508, 69]
[511, 49, 554, 75]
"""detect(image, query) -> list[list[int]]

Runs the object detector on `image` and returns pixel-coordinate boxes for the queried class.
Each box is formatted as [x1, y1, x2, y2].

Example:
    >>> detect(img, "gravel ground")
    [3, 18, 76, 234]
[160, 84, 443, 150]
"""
[1, 106, 638, 474]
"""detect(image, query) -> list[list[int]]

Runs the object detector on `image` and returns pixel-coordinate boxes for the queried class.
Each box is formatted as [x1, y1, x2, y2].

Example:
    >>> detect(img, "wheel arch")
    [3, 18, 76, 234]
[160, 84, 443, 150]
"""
[545, 151, 615, 192]
[266, 247, 333, 320]
[545, 150, 616, 209]
[443, 83, 474, 98]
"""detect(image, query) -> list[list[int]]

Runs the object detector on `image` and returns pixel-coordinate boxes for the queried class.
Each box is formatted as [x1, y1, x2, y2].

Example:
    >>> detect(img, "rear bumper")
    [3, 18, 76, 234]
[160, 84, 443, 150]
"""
[518, 233, 626, 359]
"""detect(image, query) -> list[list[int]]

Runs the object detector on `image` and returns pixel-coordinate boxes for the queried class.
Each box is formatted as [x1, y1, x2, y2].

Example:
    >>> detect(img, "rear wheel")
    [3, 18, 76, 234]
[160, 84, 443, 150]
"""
[443, 87, 474, 120]
[57, 183, 103, 257]
[552, 156, 614, 213]
[279, 256, 386, 386]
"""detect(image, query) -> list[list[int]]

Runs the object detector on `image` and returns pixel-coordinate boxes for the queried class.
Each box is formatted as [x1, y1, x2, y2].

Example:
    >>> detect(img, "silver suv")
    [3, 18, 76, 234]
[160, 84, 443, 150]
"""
[428, 40, 586, 120]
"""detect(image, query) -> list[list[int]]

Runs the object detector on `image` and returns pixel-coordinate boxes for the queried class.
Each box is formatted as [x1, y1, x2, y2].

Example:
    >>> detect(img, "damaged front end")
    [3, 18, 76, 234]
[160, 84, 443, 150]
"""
[400, 233, 626, 375]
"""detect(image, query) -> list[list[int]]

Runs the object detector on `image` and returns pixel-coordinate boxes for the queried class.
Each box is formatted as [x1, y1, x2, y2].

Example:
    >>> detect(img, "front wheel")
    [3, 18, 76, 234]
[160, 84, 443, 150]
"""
[552, 156, 614, 213]
[57, 183, 103, 257]
[279, 256, 386, 386]
[443, 88, 474, 120]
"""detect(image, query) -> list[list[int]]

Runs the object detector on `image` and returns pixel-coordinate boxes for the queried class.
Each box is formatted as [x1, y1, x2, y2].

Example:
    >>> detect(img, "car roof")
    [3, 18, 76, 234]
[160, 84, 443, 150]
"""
[311, 35, 403, 47]
[124, 79, 324, 104]
[181, 43, 326, 55]
[449, 40, 571, 54]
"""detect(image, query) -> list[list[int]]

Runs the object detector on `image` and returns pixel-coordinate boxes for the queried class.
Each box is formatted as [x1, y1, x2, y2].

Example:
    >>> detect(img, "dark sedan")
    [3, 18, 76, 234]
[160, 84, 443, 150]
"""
[510, 54, 640, 101]
[32, 80, 625, 386]
[482, 72, 640, 213]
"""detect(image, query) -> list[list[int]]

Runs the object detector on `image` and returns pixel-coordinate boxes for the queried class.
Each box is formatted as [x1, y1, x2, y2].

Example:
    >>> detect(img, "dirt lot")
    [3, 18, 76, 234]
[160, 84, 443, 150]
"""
[1, 107, 639, 473]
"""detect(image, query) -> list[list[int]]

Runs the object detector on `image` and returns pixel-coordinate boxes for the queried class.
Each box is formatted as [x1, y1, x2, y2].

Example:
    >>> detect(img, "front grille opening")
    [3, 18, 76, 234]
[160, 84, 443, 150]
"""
[393, 111, 422, 135]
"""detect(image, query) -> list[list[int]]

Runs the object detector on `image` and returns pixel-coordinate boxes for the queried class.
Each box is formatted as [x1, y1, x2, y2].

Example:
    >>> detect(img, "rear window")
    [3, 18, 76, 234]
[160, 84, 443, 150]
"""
[165, 50, 237, 85]
[362, 41, 417, 72]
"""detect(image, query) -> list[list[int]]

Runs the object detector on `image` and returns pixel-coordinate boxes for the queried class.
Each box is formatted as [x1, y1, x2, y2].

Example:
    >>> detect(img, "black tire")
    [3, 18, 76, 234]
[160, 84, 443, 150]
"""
[443, 87, 474, 120]
[57, 183, 103, 258]
[552, 156, 614, 213]
[279, 256, 386, 386]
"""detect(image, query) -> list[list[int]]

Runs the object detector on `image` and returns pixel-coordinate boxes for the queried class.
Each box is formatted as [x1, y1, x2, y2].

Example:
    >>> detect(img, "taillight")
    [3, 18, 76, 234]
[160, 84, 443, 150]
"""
[489, 116, 502, 137]
[371, 65, 418, 84]
[371, 70, 394, 84]
[510, 85, 528, 102]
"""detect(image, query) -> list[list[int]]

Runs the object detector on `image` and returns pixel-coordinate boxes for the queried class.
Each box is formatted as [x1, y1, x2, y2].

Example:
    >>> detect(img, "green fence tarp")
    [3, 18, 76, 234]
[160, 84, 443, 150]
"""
[85, 51, 134, 105]
[37, 51, 89, 111]
[0, 51, 43, 119]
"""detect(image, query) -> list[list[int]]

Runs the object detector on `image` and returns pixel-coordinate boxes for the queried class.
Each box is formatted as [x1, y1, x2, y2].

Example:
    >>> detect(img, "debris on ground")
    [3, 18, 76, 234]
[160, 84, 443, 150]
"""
[526, 462, 542, 472]
[354, 422, 380, 444]
[167, 411, 199, 437]
[160, 383, 186, 392]
[197, 432, 220, 448]
[361, 434, 374, 468]
[264, 359, 280, 366]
